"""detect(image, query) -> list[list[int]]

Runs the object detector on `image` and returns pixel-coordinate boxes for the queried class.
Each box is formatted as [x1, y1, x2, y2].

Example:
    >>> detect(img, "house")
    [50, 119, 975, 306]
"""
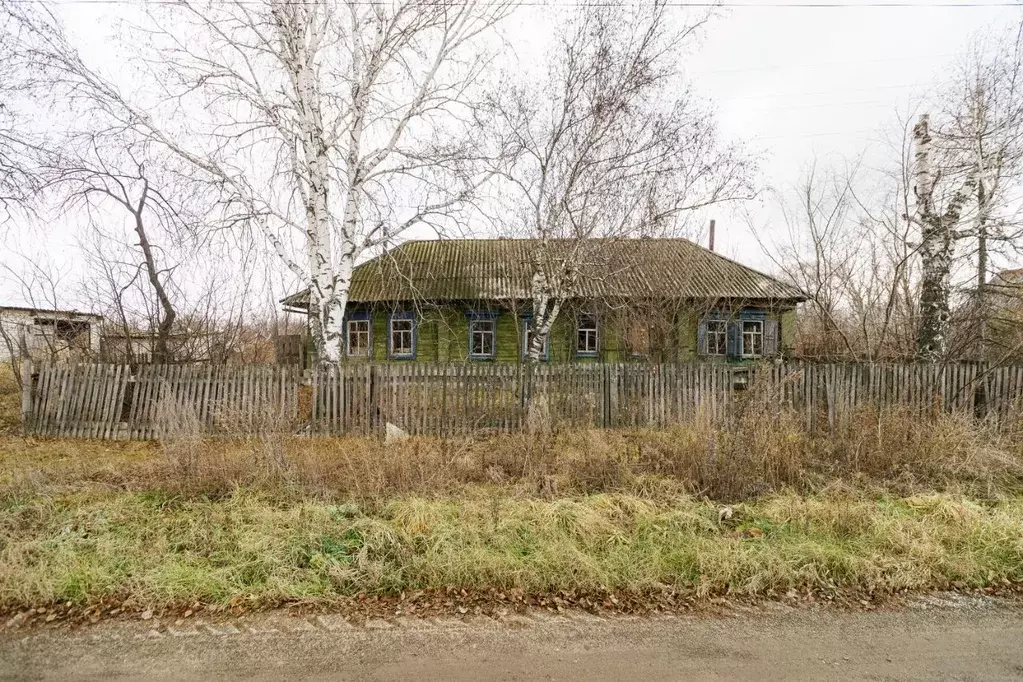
[0, 305, 103, 362]
[281, 238, 807, 364]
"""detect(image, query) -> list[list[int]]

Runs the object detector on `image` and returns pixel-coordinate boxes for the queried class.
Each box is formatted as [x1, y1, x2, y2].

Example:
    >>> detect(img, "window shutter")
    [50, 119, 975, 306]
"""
[726, 320, 740, 359]
[764, 319, 779, 357]
[697, 319, 708, 356]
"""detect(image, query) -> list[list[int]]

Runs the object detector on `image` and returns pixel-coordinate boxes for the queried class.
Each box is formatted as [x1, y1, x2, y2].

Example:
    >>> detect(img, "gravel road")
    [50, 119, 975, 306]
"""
[3, 594, 1022, 681]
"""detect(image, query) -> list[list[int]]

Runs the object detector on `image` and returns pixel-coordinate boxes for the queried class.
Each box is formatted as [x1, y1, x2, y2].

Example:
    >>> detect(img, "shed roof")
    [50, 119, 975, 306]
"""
[0, 305, 104, 320]
[282, 238, 806, 308]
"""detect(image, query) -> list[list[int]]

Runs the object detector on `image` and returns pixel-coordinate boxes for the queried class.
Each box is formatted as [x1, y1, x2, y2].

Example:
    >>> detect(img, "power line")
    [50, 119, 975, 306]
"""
[4, 0, 1023, 6]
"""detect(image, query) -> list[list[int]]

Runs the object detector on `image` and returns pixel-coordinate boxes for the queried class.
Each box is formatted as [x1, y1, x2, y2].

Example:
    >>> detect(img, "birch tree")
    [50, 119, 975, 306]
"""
[936, 30, 1023, 357]
[1, 0, 508, 363]
[912, 113, 976, 360]
[485, 2, 753, 362]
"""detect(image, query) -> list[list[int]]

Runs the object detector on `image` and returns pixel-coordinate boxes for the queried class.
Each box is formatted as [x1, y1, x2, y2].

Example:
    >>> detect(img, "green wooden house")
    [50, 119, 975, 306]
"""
[281, 238, 807, 364]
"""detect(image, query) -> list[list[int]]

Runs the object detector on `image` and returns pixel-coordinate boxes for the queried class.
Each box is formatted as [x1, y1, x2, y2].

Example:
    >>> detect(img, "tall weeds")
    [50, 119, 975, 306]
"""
[3, 404, 1021, 502]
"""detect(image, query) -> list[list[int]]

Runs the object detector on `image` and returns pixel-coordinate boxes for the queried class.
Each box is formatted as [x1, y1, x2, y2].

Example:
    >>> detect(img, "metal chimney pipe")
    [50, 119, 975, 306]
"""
[709, 219, 716, 252]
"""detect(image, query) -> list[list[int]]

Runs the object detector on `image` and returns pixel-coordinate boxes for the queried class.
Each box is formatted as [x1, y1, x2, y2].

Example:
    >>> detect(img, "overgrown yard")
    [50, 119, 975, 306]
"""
[2, 366, 1023, 613]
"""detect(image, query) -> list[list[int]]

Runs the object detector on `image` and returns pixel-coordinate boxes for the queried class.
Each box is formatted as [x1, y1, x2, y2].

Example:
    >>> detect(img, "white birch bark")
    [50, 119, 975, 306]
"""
[914, 114, 975, 361]
[1, 0, 508, 365]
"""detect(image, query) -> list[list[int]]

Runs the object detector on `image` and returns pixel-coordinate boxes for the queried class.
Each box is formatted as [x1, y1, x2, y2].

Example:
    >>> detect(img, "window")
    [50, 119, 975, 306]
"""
[34, 318, 89, 346]
[389, 315, 414, 358]
[576, 314, 598, 357]
[741, 320, 763, 358]
[469, 318, 495, 359]
[706, 319, 726, 356]
[521, 320, 549, 360]
[346, 319, 370, 357]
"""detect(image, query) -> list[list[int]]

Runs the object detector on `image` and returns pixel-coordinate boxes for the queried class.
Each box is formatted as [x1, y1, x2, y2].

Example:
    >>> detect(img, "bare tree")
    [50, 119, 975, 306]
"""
[38, 139, 204, 363]
[0, 106, 32, 224]
[0, 8, 38, 225]
[754, 151, 922, 362]
[1, 0, 509, 364]
[935, 29, 1023, 357]
[485, 2, 753, 362]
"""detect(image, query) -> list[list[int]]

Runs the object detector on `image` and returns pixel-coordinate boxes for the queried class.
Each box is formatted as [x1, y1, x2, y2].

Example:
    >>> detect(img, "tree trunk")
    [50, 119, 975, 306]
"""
[975, 177, 989, 359]
[278, 3, 345, 365]
[526, 269, 562, 364]
[132, 182, 176, 364]
[915, 115, 944, 360]
[915, 114, 973, 361]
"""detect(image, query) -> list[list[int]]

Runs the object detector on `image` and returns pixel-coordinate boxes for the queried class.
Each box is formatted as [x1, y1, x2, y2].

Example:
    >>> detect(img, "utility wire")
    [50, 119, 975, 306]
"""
[3, 0, 1023, 7]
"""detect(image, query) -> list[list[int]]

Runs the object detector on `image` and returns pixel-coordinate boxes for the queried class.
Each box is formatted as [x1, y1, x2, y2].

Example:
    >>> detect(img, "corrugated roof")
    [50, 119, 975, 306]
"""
[0, 305, 104, 320]
[281, 238, 807, 307]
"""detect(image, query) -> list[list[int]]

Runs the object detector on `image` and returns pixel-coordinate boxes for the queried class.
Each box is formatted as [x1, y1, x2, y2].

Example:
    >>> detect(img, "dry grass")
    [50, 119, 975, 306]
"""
[2, 489, 1022, 610]
[0, 364, 21, 435]
[4, 356, 1021, 501]
[3, 361, 1022, 501]
[1, 405, 1021, 503]
[3, 367, 1023, 612]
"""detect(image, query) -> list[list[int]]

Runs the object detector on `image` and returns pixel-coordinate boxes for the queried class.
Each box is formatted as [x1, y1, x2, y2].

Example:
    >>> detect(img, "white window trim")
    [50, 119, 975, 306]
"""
[389, 317, 415, 358]
[346, 319, 371, 357]
[469, 318, 496, 359]
[741, 319, 764, 358]
[706, 319, 727, 357]
[576, 314, 599, 357]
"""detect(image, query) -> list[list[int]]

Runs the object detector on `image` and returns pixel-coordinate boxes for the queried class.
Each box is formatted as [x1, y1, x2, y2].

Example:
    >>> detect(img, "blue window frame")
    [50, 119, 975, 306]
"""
[344, 311, 372, 358]
[387, 312, 416, 359]
[467, 311, 499, 360]
[520, 316, 549, 361]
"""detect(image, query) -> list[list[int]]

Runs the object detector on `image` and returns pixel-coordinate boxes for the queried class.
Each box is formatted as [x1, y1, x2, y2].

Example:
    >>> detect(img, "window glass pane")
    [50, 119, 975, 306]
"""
[390, 318, 413, 356]
[577, 314, 597, 354]
[470, 319, 494, 357]
[707, 319, 726, 356]
[741, 320, 763, 357]
[347, 319, 370, 356]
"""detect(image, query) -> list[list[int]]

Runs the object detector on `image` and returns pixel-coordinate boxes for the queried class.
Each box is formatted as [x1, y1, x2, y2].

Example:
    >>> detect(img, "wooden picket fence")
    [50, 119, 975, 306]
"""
[19, 360, 1023, 440]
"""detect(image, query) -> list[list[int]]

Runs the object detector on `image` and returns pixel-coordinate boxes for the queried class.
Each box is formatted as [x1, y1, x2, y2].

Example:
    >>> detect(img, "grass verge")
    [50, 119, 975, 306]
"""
[2, 490, 1022, 612]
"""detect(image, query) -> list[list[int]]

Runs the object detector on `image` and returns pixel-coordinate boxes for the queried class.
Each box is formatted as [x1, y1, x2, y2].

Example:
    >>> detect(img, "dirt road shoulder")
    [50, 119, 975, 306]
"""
[3, 594, 1023, 681]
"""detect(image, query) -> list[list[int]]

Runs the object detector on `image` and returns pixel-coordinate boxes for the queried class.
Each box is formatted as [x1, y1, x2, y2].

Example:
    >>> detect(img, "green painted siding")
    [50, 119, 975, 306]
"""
[329, 302, 797, 364]
[780, 308, 797, 354]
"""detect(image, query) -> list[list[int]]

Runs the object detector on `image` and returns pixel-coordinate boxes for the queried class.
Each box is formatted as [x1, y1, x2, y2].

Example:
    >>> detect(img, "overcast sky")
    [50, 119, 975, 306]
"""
[3, 0, 1022, 311]
[687, 1, 1021, 268]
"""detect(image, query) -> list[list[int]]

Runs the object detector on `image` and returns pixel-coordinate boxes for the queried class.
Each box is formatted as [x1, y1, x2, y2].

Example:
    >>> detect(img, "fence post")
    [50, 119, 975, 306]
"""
[602, 363, 610, 428]
[609, 364, 619, 428]
[20, 358, 33, 435]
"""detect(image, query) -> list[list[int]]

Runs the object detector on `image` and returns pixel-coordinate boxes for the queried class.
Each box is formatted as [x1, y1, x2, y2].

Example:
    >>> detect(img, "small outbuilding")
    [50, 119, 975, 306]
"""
[0, 305, 103, 362]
